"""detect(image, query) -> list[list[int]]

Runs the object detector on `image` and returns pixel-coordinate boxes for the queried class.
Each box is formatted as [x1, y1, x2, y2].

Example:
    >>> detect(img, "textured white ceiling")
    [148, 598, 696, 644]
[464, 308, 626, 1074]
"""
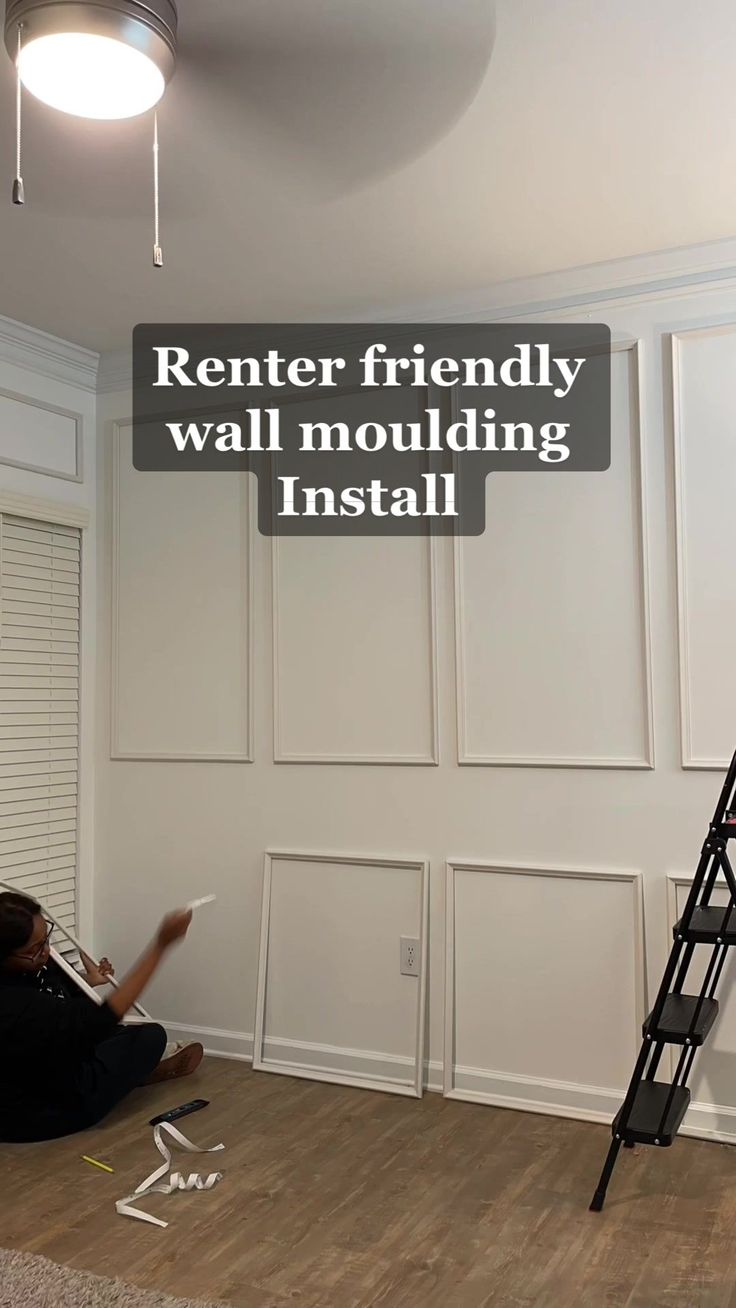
[1, 0, 736, 350]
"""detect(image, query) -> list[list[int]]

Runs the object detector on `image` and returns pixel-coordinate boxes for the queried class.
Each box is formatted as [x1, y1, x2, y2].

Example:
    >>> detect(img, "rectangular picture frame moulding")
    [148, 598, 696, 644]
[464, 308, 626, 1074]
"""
[452, 339, 655, 770]
[443, 859, 647, 1121]
[110, 421, 255, 762]
[254, 849, 430, 1098]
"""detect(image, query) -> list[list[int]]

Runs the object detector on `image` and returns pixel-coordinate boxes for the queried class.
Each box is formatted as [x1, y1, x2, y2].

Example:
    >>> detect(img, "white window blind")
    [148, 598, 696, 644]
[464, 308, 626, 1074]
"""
[0, 513, 80, 942]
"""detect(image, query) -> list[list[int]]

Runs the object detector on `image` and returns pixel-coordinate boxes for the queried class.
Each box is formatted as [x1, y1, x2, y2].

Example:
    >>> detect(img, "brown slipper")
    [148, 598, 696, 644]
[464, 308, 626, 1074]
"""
[145, 1041, 204, 1085]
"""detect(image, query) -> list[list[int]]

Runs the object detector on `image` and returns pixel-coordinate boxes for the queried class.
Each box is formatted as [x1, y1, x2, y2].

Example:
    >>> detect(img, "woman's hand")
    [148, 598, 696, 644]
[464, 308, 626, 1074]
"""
[156, 908, 193, 950]
[80, 951, 115, 988]
[106, 910, 194, 1020]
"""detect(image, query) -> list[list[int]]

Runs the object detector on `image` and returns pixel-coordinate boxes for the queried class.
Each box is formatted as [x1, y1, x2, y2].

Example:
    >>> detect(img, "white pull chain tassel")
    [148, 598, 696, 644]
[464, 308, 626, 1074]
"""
[13, 24, 24, 205]
[153, 110, 162, 265]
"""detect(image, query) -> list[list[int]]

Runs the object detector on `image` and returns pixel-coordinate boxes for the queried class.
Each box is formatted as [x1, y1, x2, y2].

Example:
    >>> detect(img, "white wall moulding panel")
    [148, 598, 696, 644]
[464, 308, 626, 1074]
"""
[0, 389, 82, 482]
[254, 850, 429, 1096]
[453, 340, 654, 768]
[443, 861, 645, 1122]
[666, 874, 736, 1142]
[111, 422, 253, 761]
[672, 324, 736, 769]
[271, 399, 439, 763]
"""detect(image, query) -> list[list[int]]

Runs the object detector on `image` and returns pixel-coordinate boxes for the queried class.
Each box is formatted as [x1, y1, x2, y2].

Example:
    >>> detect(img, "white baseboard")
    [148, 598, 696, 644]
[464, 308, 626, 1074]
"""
[164, 1020, 444, 1088]
[261, 1035, 416, 1087]
[447, 1067, 736, 1143]
[681, 1099, 736, 1145]
[164, 1020, 254, 1062]
[446, 1066, 621, 1124]
[161, 1021, 736, 1145]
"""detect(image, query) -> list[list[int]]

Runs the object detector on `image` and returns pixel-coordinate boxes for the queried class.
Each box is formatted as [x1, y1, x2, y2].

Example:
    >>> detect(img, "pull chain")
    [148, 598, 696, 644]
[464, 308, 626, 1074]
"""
[13, 24, 24, 205]
[153, 110, 162, 266]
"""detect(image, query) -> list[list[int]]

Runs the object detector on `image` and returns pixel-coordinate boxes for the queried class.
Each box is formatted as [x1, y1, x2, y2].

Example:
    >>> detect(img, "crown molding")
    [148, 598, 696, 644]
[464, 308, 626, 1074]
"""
[91, 236, 736, 394]
[345, 237, 736, 325]
[0, 313, 98, 392]
[96, 348, 134, 395]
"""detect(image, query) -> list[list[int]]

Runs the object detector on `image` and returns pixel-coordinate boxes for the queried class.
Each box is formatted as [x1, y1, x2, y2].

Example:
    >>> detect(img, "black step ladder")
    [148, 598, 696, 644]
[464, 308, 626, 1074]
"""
[590, 748, 736, 1212]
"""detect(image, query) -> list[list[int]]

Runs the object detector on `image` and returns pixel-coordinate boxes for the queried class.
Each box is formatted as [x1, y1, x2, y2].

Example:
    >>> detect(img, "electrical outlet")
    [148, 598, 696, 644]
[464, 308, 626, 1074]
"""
[400, 936, 420, 977]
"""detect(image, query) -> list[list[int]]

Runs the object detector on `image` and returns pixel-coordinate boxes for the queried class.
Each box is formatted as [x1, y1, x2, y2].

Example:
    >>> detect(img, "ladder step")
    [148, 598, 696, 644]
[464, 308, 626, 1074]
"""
[674, 905, 736, 943]
[643, 994, 718, 1045]
[613, 1082, 690, 1146]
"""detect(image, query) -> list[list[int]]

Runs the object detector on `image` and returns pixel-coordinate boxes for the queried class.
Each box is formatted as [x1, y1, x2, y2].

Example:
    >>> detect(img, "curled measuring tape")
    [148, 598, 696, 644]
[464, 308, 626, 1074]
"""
[116, 1120, 225, 1228]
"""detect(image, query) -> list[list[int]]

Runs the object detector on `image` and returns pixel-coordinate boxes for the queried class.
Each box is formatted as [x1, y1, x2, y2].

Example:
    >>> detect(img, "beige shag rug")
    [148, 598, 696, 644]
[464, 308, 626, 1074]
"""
[0, 1249, 224, 1308]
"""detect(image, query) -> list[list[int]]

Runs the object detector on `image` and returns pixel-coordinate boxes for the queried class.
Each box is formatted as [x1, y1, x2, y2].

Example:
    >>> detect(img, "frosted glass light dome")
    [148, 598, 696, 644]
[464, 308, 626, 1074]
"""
[18, 32, 165, 119]
[4, 0, 178, 121]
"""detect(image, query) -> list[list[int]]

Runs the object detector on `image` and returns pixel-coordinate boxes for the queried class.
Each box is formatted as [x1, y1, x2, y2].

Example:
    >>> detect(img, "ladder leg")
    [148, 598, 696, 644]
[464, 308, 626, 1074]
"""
[645, 1041, 665, 1080]
[590, 1137, 622, 1212]
[672, 942, 696, 995]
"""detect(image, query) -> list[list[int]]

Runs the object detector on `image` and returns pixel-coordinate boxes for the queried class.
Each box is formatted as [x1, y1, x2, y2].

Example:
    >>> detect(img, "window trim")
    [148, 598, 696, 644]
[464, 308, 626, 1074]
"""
[0, 491, 89, 531]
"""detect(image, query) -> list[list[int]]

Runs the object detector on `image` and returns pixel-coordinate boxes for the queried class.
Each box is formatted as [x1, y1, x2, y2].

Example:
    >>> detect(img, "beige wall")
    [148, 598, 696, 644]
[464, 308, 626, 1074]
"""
[93, 267, 736, 1139]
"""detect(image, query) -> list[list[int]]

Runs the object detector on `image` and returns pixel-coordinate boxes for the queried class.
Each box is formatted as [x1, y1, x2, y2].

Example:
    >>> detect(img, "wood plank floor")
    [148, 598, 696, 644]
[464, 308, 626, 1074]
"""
[2, 1059, 736, 1307]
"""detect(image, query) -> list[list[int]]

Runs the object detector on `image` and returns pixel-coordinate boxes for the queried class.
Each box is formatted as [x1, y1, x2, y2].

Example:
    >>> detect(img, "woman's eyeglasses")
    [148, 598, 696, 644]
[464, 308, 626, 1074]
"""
[13, 920, 55, 963]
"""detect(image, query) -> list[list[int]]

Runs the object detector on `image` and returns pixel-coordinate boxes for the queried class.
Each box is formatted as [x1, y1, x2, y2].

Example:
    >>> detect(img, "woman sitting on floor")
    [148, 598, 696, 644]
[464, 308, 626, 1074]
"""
[0, 891, 203, 1143]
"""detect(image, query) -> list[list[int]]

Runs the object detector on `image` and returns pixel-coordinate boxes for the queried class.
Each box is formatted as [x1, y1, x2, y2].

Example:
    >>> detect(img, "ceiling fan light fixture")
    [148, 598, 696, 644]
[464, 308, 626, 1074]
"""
[4, 0, 178, 119]
[17, 31, 165, 118]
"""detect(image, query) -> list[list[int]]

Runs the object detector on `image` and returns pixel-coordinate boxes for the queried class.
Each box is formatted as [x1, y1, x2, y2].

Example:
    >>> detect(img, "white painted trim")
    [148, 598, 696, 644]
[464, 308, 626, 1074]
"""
[631, 337, 656, 769]
[444, 1072, 622, 1125]
[156, 1017, 736, 1143]
[0, 387, 84, 483]
[161, 1017, 624, 1125]
[254, 849, 429, 1098]
[443, 859, 647, 1111]
[76, 517, 95, 956]
[0, 489, 89, 529]
[350, 238, 736, 324]
[163, 1021, 254, 1062]
[664, 872, 700, 932]
[252, 1060, 418, 1098]
[96, 238, 736, 394]
[161, 1020, 446, 1089]
[453, 753, 652, 771]
[109, 422, 254, 761]
[0, 314, 98, 393]
[670, 321, 736, 770]
[672, 328, 695, 770]
[452, 341, 654, 768]
[271, 521, 440, 766]
[679, 1099, 736, 1145]
[96, 349, 132, 396]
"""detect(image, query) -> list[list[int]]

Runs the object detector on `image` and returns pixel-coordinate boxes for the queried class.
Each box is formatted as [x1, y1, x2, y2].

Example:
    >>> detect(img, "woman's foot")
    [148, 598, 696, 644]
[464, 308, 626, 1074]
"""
[145, 1041, 204, 1084]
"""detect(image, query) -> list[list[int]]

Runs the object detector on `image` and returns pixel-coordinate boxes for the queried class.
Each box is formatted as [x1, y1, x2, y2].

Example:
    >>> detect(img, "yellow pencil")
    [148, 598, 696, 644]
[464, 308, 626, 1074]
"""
[82, 1155, 114, 1174]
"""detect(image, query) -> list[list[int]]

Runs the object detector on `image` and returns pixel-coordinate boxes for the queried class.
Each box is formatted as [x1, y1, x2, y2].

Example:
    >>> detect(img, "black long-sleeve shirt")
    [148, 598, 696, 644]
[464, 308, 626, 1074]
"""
[0, 961, 119, 1114]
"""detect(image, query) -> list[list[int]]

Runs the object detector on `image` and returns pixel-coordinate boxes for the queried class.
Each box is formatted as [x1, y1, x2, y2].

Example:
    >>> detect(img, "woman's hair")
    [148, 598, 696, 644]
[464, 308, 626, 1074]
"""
[0, 891, 41, 963]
